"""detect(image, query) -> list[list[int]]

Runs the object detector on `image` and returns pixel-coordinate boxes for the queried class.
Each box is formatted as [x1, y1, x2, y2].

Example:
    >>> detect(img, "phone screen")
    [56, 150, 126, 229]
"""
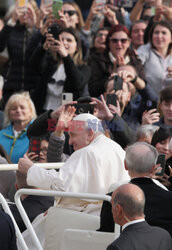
[156, 154, 166, 176]
[52, 0, 63, 19]
[106, 94, 117, 107]
[146, 100, 157, 111]
[28, 138, 41, 161]
[17, 0, 28, 10]
[114, 75, 123, 91]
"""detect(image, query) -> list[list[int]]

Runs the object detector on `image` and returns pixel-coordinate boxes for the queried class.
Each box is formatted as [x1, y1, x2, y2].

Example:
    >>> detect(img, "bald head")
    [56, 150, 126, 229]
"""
[125, 142, 158, 175]
[112, 183, 145, 220]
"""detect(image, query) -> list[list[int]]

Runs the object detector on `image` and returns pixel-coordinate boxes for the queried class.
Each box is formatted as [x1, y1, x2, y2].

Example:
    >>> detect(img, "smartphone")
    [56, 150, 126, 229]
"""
[47, 24, 60, 40]
[62, 93, 73, 105]
[52, 0, 63, 19]
[73, 103, 94, 115]
[156, 154, 166, 176]
[106, 93, 117, 107]
[28, 138, 41, 161]
[146, 100, 157, 111]
[114, 75, 123, 91]
[17, 0, 28, 11]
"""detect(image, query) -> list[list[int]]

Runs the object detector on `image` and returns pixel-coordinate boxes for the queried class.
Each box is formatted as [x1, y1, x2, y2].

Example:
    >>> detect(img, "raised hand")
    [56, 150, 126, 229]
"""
[91, 95, 114, 121]
[142, 109, 160, 125]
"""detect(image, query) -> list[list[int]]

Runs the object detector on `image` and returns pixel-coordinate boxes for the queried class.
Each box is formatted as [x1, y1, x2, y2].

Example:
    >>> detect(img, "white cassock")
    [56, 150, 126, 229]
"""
[27, 134, 129, 195]
[22, 134, 129, 250]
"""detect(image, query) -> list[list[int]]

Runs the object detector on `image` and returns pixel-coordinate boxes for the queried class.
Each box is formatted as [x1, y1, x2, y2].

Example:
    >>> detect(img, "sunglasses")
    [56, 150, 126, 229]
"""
[63, 10, 77, 16]
[110, 38, 128, 44]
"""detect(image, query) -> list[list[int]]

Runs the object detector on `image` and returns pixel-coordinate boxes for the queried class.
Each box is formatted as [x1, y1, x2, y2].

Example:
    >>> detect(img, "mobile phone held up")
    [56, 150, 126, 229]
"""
[47, 24, 60, 40]
[114, 75, 123, 91]
[17, 0, 28, 11]
[106, 93, 117, 107]
[28, 138, 41, 161]
[146, 100, 157, 112]
[156, 154, 166, 176]
[52, 0, 63, 19]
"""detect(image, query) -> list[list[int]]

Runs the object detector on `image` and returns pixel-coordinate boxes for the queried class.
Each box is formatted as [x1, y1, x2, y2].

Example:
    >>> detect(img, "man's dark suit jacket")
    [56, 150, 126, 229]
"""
[0, 210, 17, 250]
[10, 194, 54, 232]
[107, 221, 172, 250]
[98, 178, 172, 237]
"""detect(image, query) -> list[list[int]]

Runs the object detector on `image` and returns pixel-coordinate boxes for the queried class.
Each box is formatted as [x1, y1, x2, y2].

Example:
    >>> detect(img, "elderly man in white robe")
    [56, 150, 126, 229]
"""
[18, 105, 129, 214]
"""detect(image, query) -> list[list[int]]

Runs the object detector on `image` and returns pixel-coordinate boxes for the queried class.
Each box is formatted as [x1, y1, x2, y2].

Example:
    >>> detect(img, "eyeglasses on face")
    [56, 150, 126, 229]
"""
[110, 38, 128, 44]
[40, 147, 48, 155]
[63, 10, 77, 16]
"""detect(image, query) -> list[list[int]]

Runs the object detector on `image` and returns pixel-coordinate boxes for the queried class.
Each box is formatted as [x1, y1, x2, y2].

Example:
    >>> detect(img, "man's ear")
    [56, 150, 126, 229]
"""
[87, 129, 94, 141]
[124, 160, 128, 170]
[116, 203, 124, 219]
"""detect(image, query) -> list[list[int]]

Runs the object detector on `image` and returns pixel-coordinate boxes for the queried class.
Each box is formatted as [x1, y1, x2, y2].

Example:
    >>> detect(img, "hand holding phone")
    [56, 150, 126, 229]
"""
[52, 0, 63, 19]
[28, 138, 41, 161]
[106, 93, 117, 107]
[156, 154, 166, 176]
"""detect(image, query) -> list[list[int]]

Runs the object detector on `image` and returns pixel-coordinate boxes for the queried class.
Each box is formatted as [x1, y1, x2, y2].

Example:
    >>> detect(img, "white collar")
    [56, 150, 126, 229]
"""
[122, 218, 145, 231]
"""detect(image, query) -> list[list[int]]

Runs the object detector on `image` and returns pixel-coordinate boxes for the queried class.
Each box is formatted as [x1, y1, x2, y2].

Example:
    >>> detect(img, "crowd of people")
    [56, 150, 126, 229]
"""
[0, 0, 171, 248]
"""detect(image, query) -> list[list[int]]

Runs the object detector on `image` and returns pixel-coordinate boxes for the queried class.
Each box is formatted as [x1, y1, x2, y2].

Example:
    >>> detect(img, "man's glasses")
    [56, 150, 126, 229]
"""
[63, 10, 77, 16]
[110, 38, 128, 44]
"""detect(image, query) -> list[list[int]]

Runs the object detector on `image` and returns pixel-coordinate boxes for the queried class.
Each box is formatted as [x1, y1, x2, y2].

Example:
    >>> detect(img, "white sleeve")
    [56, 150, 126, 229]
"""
[27, 150, 86, 192]
[27, 165, 64, 190]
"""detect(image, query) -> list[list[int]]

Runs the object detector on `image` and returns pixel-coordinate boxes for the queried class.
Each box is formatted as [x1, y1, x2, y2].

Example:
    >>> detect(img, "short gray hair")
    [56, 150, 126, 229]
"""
[137, 125, 159, 141]
[113, 184, 145, 218]
[125, 142, 158, 173]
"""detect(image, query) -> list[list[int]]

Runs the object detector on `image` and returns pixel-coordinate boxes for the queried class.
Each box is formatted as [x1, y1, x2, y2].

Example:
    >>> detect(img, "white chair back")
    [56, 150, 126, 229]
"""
[44, 207, 100, 250]
[61, 229, 116, 250]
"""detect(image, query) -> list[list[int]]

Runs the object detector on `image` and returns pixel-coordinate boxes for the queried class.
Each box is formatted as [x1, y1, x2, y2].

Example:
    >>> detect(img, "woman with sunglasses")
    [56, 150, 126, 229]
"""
[60, 2, 89, 60]
[88, 24, 144, 97]
[137, 21, 172, 96]
[30, 27, 90, 115]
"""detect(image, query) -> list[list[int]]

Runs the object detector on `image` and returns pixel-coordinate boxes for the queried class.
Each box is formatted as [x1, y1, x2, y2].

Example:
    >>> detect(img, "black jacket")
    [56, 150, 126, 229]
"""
[99, 178, 172, 237]
[107, 221, 172, 250]
[30, 45, 91, 114]
[10, 194, 54, 232]
[0, 23, 40, 104]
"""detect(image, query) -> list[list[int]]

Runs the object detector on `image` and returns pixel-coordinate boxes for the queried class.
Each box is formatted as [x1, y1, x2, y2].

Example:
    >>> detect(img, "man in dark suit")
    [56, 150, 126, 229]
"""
[10, 171, 54, 232]
[0, 210, 17, 249]
[107, 183, 172, 250]
[99, 142, 172, 237]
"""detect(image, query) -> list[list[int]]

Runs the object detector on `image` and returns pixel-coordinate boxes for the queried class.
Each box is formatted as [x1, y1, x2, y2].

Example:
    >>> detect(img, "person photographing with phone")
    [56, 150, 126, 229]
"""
[30, 27, 91, 115]
[0, 0, 40, 107]
[104, 64, 158, 130]
[151, 127, 172, 190]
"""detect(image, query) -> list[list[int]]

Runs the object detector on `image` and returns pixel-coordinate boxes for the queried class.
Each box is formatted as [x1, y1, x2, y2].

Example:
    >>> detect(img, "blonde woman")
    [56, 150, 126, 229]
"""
[0, 92, 36, 163]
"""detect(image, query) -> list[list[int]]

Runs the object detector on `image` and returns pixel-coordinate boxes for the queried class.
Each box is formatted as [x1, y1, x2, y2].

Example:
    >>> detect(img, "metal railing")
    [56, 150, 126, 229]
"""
[14, 189, 112, 250]
[0, 193, 28, 249]
[0, 162, 64, 171]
